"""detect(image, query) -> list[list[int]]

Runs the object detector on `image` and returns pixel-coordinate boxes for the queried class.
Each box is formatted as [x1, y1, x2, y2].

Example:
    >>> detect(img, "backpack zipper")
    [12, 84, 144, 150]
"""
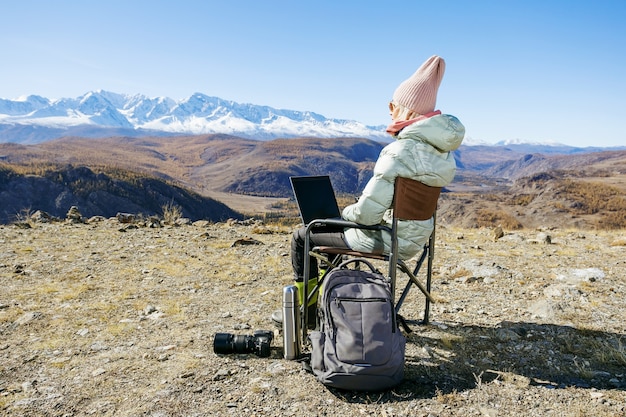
[335, 297, 388, 307]
[330, 297, 396, 334]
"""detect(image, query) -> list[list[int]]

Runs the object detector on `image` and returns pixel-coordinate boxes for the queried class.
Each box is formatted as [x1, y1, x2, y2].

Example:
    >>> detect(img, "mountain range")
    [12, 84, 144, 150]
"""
[2, 133, 626, 229]
[3, 91, 626, 153]
[2, 91, 626, 229]
[0, 91, 389, 143]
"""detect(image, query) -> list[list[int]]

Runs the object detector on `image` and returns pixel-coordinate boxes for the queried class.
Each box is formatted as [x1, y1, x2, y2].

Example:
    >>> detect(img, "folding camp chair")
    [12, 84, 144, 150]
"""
[301, 176, 442, 342]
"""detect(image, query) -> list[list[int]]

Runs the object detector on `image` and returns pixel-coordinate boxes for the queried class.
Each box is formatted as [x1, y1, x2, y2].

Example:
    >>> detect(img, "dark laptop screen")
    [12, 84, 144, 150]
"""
[290, 175, 341, 225]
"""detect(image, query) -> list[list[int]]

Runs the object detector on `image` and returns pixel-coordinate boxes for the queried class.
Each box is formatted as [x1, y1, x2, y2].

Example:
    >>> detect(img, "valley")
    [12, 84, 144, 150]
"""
[1, 135, 625, 230]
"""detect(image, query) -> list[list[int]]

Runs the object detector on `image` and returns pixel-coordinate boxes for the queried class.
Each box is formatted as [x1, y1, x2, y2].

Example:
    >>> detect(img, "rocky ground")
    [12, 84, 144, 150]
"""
[1, 216, 625, 416]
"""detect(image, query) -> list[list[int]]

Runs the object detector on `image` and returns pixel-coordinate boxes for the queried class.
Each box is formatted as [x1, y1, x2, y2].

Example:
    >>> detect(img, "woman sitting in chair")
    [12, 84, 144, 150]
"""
[284, 55, 465, 323]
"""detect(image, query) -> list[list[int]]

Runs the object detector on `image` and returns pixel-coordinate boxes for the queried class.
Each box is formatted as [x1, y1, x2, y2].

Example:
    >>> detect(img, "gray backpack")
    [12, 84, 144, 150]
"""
[308, 258, 406, 391]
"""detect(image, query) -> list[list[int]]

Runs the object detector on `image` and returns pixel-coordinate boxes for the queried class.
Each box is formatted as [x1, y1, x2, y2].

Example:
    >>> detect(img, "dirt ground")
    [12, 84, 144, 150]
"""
[1, 218, 625, 416]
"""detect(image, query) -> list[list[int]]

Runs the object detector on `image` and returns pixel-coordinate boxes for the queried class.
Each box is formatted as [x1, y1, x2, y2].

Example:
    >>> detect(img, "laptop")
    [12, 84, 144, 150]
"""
[290, 175, 342, 227]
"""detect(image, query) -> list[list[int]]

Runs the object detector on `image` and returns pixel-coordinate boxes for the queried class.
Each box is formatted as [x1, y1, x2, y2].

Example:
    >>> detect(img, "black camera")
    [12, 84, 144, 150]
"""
[213, 330, 274, 357]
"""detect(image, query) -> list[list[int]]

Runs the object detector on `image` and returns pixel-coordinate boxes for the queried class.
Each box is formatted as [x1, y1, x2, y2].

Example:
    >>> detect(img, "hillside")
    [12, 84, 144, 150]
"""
[0, 164, 241, 224]
[194, 136, 382, 197]
[483, 149, 626, 180]
[1, 135, 626, 229]
[0, 135, 383, 196]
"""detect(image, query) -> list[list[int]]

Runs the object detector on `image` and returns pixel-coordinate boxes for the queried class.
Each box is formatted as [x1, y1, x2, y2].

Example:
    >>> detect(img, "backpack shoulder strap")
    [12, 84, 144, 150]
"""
[335, 258, 382, 275]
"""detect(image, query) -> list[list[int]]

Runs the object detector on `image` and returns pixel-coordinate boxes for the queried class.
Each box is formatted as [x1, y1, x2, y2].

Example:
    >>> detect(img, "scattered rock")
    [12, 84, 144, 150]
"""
[175, 218, 191, 226]
[21, 380, 37, 393]
[146, 216, 162, 228]
[528, 232, 552, 244]
[87, 215, 106, 223]
[14, 311, 42, 326]
[90, 342, 108, 352]
[528, 299, 555, 319]
[212, 369, 230, 381]
[231, 237, 263, 247]
[493, 225, 504, 241]
[157, 344, 177, 351]
[66, 206, 84, 223]
[227, 218, 262, 227]
[495, 328, 521, 342]
[118, 224, 139, 232]
[30, 210, 56, 223]
[557, 268, 605, 284]
[537, 232, 552, 244]
[116, 212, 136, 223]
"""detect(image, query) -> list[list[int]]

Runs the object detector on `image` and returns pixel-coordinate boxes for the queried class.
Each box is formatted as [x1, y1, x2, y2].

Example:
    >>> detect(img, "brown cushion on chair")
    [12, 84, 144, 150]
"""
[393, 177, 442, 221]
[314, 246, 386, 260]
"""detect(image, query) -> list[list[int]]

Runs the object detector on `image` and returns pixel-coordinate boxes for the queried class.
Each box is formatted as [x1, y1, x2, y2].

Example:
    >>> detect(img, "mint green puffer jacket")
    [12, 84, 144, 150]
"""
[342, 113, 465, 260]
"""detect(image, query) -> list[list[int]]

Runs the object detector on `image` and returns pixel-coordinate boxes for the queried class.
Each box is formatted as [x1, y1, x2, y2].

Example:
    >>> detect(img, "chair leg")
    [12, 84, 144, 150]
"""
[423, 273, 432, 324]
[395, 244, 434, 324]
[401, 262, 435, 302]
[423, 226, 436, 324]
[395, 246, 429, 313]
[395, 278, 412, 314]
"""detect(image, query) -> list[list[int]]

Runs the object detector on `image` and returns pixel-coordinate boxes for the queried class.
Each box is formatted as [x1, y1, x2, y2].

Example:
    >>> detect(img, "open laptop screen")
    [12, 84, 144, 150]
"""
[290, 175, 341, 225]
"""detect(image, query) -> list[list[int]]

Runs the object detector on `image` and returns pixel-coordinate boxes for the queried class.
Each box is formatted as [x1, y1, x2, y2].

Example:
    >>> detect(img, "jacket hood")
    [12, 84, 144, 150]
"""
[397, 113, 465, 152]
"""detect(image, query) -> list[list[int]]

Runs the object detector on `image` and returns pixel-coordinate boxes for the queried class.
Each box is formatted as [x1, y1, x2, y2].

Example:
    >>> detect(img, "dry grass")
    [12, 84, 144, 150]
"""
[161, 201, 184, 224]
[474, 208, 524, 229]
[2, 221, 624, 416]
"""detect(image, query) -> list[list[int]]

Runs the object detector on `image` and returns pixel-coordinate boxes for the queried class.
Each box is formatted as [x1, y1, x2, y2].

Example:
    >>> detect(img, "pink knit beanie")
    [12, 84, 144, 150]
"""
[392, 55, 445, 115]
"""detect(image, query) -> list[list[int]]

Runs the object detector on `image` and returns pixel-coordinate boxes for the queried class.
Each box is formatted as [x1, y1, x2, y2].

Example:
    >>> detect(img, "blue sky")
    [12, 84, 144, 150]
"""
[1, 0, 625, 147]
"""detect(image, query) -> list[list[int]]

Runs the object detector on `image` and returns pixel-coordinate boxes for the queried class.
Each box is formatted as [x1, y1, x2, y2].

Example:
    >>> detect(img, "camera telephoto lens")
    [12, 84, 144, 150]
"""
[213, 333, 236, 355]
[213, 333, 255, 354]
[231, 335, 252, 353]
[213, 331, 274, 357]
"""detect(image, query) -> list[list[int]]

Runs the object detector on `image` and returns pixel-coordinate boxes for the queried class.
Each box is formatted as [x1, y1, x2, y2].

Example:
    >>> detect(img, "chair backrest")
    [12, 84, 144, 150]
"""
[393, 177, 442, 221]
[387, 177, 442, 298]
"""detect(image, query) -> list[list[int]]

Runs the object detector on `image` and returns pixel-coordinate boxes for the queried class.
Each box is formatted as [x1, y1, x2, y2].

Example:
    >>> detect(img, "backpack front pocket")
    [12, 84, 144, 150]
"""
[331, 297, 393, 365]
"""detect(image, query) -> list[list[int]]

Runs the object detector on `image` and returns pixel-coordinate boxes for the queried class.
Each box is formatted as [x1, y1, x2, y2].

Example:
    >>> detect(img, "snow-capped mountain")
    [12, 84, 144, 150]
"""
[0, 91, 389, 144]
